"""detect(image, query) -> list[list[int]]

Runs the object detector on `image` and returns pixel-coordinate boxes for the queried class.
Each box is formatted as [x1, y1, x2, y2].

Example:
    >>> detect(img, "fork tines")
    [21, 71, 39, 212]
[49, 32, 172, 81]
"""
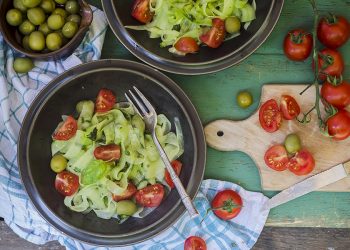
[125, 86, 156, 117]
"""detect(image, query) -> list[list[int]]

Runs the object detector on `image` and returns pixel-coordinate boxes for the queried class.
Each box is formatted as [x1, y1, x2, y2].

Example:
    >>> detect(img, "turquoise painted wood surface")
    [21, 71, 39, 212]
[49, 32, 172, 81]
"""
[91, 0, 350, 227]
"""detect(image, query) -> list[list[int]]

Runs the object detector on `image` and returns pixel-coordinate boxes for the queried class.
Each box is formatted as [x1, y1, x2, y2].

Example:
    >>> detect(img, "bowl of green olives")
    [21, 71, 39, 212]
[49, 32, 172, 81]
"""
[0, 0, 93, 60]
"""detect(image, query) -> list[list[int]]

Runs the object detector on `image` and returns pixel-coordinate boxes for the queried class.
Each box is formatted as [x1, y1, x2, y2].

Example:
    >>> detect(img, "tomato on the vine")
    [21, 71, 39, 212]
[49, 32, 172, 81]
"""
[287, 149, 315, 176]
[317, 15, 350, 49]
[327, 110, 350, 140]
[321, 78, 350, 109]
[316, 48, 344, 80]
[283, 29, 313, 61]
[259, 99, 282, 133]
[280, 95, 301, 120]
[211, 189, 242, 220]
[264, 145, 289, 171]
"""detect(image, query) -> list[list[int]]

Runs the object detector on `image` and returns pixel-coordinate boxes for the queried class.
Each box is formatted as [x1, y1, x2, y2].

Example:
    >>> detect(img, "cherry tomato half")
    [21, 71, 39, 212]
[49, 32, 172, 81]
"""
[52, 116, 77, 141]
[287, 149, 315, 176]
[327, 110, 350, 141]
[321, 78, 350, 109]
[259, 99, 282, 133]
[112, 182, 137, 202]
[131, 0, 153, 24]
[174, 37, 199, 54]
[200, 18, 226, 48]
[283, 29, 313, 61]
[280, 95, 301, 120]
[264, 145, 289, 171]
[211, 189, 242, 220]
[94, 144, 121, 162]
[55, 171, 79, 196]
[135, 183, 165, 207]
[164, 160, 182, 189]
[95, 88, 116, 113]
[317, 15, 350, 49]
[316, 48, 344, 81]
[184, 236, 207, 250]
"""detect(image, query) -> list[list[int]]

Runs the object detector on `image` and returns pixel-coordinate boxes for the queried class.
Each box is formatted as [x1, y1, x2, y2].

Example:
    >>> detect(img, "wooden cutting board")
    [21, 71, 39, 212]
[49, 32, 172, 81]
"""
[204, 84, 350, 192]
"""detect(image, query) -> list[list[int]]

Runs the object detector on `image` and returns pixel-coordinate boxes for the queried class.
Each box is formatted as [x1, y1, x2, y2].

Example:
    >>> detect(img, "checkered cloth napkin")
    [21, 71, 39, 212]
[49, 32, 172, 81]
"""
[0, 6, 270, 250]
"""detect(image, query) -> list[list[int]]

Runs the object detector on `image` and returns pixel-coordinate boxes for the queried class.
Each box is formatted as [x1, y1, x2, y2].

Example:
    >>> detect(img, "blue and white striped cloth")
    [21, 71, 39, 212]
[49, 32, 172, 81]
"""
[0, 6, 270, 249]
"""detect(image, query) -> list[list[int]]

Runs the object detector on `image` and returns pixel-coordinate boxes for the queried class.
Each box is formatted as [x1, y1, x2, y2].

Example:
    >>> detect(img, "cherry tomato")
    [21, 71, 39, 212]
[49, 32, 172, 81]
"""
[200, 18, 226, 48]
[112, 182, 137, 202]
[55, 171, 79, 196]
[94, 144, 121, 161]
[280, 95, 301, 120]
[317, 15, 350, 49]
[135, 183, 165, 207]
[264, 145, 289, 171]
[131, 0, 153, 24]
[287, 149, 315, 176]
[321, 78, 350, 109]
[95, 88, 116, 113]
[164, 160, 182, 189]
[327, 110, 350, 140]
[184, 236, 207, 250]
[174, 37, 199, 54]
[211, 189, 242, 220]
[259, 99, 282, 133]
[316, 48, 344, 81]
[283, 29, 313, 61]
[52, 116, 77, 141]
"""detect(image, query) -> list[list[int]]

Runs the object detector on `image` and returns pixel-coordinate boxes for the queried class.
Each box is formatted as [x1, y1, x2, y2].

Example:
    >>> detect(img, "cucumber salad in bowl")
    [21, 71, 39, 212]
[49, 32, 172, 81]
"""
[50, 89, 184, 223]
[127, 0, 256, 55]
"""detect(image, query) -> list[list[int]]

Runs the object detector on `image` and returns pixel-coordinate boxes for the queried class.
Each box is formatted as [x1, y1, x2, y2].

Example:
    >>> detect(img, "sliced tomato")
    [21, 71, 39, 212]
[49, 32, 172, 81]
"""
[327, 110, 350, 140]
[95, 88, 116, 113]
[52, 116, 77, 141]
[280, 95, 301, 120]
[164, 160, 182, 189]
[55, 171, 79, 196]
[184, 236, 207, 250]
[200, 18, 226, 48]
[131, 0, 153, 24]
[94, 144, 121, 162]
[174, 37, 199, 54]
[211, 189, 242, 220]
[259, 99, 282, 133]
[287, 149, 315, 176]
[135, 183, 165, 207]
[112, 182, 137, 202]
[264, 145, 289, 171]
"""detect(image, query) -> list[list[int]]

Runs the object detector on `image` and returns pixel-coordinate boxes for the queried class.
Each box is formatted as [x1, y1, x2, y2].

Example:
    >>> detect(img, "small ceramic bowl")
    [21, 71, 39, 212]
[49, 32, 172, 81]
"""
[0, 0, 93, 60]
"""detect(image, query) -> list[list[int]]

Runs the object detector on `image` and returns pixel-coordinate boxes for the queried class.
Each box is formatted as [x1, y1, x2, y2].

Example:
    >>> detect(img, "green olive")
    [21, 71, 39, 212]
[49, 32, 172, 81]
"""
[62, 21, 78, 38]
[27, 7, 46, 25]
[6, 9, 23, 26]
[52, 8, 68, 18]
[19, 20, 35, 35]
[13, 57, 34, 73]
[116, 200, 137, 216]
[66, 14, 81, 24]
[38, 23, 52, 36]
[225, 16, 241, 34]
[47, 14, 65, 30]
[284, 133, 302, 154]
[46, 32, 63, 51]
[54, 0, 67, 4]
[236, 91, 253, 108]
[29, 31, 45, 51]
[22, 0, 42, 8]
[22, 35, 31, 50]
[65, 0, 79, 14]
[40, 0, 56, 13]
[13, 0, 28, 12]
[50, 154, 67, 173]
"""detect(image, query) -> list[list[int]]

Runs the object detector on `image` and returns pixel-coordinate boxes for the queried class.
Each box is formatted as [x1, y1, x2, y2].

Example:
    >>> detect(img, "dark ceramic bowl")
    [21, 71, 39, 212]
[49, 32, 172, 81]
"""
[102, 0, 284, 75]
[0, 0, 93, 60]
[18, 59, 206, 246]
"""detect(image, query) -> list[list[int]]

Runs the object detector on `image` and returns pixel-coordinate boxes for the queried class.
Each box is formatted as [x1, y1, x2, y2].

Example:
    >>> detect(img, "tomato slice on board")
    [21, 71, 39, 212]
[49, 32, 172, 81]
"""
[259, 99, 282, 133]
[280, 95, 301, 120]
[211, 189, 242, 220]
[184, 236, 207, 250]
[200, 18, 226, 48]
[94, 144, 121, 162]
[95, 88, 116, 113]
[135, 183, 165, 207]
[164, 160, 182, 189]
[52, 116, 77, 141]
[174, 37, 199, 54]
[327, 110, 350, 141]
[112, 183, 137, 202]
[287, 149, 315, 176]
[264, 145, 289, 171]
[131, 0, 153, 24]
[55, 171, 79, 196]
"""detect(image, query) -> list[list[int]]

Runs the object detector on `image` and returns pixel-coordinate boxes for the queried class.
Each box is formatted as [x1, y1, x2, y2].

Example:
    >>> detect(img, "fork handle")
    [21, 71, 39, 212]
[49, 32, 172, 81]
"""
[152, 133, 199, 219]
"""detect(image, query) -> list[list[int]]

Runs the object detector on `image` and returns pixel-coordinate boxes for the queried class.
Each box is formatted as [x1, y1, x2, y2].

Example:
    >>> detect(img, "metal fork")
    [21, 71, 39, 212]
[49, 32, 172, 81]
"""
[125, 86, 199, 219]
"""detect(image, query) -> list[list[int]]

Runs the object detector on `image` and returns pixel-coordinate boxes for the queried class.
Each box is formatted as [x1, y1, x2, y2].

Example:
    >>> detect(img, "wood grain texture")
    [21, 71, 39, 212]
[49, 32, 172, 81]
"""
[205, 84, 350, 191]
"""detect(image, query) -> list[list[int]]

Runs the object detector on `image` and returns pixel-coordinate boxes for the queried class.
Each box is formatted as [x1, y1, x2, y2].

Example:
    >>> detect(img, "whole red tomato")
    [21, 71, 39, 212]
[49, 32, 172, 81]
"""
[321, 78, 350, 109]
[283, 29, 313, 61]
[317, 15, 350, 49]
[316, 48, 344, 80]
[327, 110, 350, 140]
[211, 189, 242, 220]
[184, 236, 207, 250]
